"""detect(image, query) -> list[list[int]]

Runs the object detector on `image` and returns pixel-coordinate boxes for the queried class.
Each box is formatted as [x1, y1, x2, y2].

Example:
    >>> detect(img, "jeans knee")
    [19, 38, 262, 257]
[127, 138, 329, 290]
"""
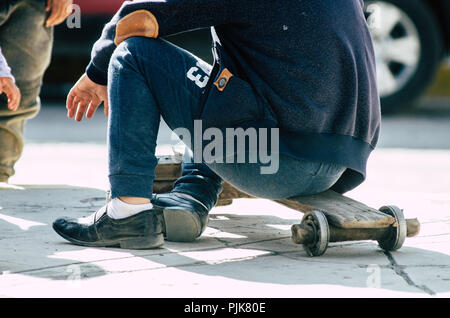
[109, 37, 165, 78]
[110, 40, 134, 68]
[115, 36, 167, 59]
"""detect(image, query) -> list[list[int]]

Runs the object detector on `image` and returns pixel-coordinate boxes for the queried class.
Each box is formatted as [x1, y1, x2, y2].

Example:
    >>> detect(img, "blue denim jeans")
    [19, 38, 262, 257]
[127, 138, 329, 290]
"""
[107, 37, 345, 202]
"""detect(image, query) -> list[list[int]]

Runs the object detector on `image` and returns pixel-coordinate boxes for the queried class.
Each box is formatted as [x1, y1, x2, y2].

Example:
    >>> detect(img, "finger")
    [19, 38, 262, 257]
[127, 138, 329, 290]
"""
[3, 85, 13, 109]
[14, 91, 21, 111]
[68, 96, 81, 118]
[86, 103, 99, 119]
[46, 0, 52, 12]
[49, 1, 64, 26]
[67, 86, 88, 111]
[10, 94, 21, 111]
[11, 87, 21, 111]
[98, 86, 109, 116]
[46, 1, 63, 27]
[5, 91, 15, 110]
[4, 86, 19, 111]
[68, 90, 92, 117]
[52, 8, 71, 26]
[75, 101, 90, 122]
[56, 4, 73, 25]
[53, 1, 72, 25]
[66, 91, 75, 110]
[86, 97, 101, 119]
[104, 99, 109, 117]
[67, 96, 82, 118]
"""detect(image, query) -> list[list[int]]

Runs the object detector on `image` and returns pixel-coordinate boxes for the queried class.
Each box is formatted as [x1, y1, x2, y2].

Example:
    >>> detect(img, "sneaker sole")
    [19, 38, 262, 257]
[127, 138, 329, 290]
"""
[163, 209, 204, 242]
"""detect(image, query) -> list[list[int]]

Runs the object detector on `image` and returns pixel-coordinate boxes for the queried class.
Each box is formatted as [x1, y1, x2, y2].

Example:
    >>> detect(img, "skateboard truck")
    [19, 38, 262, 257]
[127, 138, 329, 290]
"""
[290, 206, 418, 256]
[152, 154, 420, 257]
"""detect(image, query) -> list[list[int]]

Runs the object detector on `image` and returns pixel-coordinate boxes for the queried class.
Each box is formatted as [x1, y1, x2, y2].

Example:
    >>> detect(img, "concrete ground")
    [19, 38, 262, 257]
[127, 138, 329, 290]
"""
[1, 97, 450, 298]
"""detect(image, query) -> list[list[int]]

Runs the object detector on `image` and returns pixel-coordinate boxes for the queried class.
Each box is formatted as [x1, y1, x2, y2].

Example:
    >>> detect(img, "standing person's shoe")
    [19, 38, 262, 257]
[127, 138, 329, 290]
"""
[52, 205, 165, 249]
[151, 192, 211, 242]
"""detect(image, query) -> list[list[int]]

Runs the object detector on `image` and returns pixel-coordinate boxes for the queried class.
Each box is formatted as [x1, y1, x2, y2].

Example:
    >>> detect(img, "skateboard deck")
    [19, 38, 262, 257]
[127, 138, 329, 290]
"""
[277, 191, 396, 229]
[153, 155, 420, 256]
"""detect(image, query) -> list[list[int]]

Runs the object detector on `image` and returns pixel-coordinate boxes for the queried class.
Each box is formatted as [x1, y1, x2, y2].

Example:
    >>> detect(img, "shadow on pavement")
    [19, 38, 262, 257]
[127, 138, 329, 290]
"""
[1, 185, 449, 296]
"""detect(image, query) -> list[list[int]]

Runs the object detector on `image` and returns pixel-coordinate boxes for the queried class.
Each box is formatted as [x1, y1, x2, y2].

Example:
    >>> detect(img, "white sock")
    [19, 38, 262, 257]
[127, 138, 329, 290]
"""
[106, 198, 153, 220]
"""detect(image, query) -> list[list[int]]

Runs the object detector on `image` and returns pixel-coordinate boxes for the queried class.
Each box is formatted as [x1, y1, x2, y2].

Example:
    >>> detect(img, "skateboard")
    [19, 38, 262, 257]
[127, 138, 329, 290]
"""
[153, 155, 420, 256]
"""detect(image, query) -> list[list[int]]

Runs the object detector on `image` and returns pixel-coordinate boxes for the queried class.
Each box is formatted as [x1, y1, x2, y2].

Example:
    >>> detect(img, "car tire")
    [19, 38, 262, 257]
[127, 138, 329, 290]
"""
[364, 0, 444, 114]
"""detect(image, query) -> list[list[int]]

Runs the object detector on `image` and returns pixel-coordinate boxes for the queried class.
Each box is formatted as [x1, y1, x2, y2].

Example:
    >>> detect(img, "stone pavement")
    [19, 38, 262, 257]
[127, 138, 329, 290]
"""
[1, 102, 450, 298]
[1, 147, 449, 298]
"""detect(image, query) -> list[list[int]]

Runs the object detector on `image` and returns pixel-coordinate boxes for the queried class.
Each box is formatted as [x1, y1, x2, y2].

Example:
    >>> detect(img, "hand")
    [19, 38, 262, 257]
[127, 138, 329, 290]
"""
[67, 73, 109, 122]
[45, 0, 73, 27]
[0, 77, 21, 111]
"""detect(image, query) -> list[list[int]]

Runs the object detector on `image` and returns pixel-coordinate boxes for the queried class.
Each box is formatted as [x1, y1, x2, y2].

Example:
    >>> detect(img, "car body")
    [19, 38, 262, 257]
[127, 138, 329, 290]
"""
[46, 0, 450, 112]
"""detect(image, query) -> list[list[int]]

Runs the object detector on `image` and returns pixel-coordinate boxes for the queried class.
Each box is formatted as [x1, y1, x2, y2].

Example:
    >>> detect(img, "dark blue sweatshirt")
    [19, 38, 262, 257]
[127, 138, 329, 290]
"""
[86, 0, 381, 194]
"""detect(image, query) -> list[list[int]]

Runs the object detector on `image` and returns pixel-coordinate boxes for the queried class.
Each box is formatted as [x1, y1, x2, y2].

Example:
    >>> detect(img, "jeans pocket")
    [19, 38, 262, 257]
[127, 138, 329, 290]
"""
[200, 68, 262, 129]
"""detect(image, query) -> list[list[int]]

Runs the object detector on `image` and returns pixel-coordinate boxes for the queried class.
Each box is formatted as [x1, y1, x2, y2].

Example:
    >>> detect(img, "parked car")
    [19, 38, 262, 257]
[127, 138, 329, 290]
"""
[45, 0, 450, 113]
[364, 0, 450, 113]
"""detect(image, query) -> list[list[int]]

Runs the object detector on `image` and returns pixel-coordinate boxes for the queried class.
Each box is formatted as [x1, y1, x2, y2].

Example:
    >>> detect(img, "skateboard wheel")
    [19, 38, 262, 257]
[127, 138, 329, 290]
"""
[301, 211, 329, 257]
[377, 205, 407, 252]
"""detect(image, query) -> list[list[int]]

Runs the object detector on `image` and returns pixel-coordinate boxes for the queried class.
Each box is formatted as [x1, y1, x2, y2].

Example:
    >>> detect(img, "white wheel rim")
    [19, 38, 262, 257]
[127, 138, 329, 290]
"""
[379, 206, 407, 251]
[365, 1, 421, 97]
[302, 211, 329, 256]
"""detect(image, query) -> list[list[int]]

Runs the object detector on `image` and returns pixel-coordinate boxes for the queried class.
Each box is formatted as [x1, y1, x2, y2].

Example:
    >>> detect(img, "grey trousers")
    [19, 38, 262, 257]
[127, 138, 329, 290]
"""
[0, 0, 53, 181]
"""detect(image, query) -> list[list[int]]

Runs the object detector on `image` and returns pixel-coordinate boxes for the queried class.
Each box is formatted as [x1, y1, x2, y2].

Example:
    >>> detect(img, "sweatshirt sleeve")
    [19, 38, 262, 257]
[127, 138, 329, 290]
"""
[0, 47, 14, 80]
[86, 0, 238, 85]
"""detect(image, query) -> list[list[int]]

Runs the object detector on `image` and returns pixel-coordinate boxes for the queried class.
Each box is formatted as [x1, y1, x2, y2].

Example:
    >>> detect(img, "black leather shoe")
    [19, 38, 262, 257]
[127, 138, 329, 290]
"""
[53, 205, 164, 249]
[151, 192, 210, 242]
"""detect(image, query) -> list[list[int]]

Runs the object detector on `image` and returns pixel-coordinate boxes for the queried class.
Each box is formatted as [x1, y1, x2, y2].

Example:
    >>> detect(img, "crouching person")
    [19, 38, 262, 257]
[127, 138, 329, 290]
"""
[53, 0, 380, 249]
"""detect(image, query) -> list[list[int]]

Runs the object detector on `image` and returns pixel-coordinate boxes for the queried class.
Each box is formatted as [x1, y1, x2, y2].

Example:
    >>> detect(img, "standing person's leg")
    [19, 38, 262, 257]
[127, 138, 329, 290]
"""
[0, 0, 53, 182]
